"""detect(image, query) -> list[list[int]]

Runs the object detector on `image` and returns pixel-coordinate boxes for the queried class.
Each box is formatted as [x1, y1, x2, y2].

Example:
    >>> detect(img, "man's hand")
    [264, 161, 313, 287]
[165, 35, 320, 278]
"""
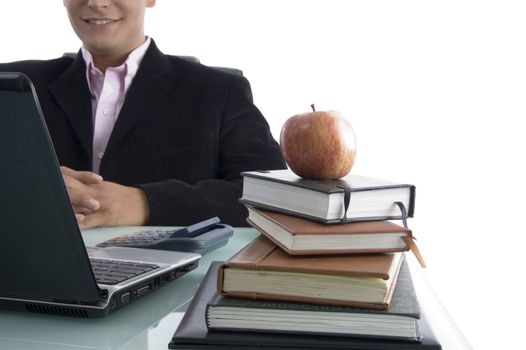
[78, 181, 150, 229]
[60, 166, 150, 229]
[61, 166, 103, 219]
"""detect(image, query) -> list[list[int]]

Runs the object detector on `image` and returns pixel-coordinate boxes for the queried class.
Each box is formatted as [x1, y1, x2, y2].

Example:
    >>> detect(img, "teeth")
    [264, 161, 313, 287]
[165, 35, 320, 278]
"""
[88, 19, 115, 25]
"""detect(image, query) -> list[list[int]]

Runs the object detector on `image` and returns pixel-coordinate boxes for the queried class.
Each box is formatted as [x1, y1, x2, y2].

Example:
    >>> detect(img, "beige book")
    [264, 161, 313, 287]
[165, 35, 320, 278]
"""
[217, 235, 403, 310]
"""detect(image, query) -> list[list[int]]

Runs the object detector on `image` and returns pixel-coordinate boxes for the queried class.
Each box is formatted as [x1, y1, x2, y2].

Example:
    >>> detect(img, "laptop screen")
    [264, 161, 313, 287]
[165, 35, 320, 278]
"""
[0, 72, 102, 303]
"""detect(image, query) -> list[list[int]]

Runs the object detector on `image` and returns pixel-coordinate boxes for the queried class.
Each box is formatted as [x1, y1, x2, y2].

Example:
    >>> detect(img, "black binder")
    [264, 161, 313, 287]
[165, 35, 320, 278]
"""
[169, 262, 441, 350]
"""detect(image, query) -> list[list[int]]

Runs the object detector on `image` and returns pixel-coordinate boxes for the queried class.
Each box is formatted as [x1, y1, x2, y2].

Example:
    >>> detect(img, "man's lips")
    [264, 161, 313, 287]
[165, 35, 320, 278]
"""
[83, 18, 120, 25]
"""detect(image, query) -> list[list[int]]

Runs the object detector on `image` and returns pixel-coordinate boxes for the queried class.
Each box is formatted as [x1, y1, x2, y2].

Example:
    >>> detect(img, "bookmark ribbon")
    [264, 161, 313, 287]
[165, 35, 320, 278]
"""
[336, 189, 427, 268]
[394, 201, 409, 230]
[394, 201, 427, 268]
[336, 185, 351, 224]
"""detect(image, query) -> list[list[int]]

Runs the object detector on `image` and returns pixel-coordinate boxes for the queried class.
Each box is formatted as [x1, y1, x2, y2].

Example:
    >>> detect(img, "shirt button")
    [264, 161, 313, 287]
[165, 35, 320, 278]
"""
[103, 108, 110, 116]
[98, 152, 104, 160]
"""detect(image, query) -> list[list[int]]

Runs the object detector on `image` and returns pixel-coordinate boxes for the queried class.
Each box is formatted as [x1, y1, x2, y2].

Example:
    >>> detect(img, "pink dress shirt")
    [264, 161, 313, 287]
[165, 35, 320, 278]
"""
[81, 37, 151, 173]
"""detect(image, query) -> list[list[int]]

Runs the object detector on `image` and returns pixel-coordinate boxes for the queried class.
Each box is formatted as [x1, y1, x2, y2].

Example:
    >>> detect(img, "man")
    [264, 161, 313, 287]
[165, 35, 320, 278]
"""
[0, 0, 286, 228]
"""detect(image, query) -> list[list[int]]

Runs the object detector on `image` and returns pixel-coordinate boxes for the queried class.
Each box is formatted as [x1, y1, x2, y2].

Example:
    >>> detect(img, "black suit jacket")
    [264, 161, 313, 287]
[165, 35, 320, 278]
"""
[0, 41, 286, 226]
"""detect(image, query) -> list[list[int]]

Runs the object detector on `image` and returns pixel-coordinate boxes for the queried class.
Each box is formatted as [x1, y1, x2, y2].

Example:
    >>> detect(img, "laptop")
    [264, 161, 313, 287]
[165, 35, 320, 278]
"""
[0, 72, 201, 318]
[0, 267, 196, 349]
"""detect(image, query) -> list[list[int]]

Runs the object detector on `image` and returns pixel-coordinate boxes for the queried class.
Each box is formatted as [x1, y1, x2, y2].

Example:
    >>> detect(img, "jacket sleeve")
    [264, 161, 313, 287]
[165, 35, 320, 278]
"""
[137, 76, 286, 227]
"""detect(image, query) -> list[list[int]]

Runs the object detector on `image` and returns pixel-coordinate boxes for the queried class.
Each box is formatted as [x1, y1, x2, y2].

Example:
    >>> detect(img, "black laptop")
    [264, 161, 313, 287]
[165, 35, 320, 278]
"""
[0, 72, 201, 318]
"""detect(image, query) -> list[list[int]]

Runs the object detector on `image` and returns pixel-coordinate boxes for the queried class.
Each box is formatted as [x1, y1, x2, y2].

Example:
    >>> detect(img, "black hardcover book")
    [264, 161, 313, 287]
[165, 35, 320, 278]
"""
[169, 262, 441, 350]
[206, 257, 420, 341]
[240, 169, 416, 224]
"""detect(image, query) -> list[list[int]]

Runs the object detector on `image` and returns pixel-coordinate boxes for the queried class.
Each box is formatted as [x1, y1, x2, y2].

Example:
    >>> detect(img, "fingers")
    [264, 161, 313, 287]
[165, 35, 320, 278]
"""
[64, 177, 100, 207]
[73, 201, 99, 214]
[60, 166, 103, 185]
[62, 171, 101, 214]
[75, 213, 85, 223]
[70, 190, 100, 213]
[60, 167, 105, 230]
[77, 184, 150, 229]
[75, 213, 97, 231]
[76, 209, 102, 230]
[78, 211, 103, 230]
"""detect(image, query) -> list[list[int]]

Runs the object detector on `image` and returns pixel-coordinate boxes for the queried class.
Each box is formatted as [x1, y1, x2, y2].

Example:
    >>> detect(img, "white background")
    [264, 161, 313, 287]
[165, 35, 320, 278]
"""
[2, 1, 525, 349]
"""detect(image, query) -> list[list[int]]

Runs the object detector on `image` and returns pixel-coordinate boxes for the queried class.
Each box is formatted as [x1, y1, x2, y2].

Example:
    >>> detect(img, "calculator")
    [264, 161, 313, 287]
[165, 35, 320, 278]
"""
[96, 217, 234, 254]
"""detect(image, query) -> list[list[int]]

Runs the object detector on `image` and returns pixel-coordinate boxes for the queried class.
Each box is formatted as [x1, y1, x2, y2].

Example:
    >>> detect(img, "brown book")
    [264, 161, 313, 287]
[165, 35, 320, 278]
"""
[246, 205, 413, 255]
[217, 235, 403, 310]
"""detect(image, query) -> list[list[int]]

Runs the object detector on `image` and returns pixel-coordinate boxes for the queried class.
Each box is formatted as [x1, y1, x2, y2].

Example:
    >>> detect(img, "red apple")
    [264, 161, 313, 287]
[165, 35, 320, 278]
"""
[280, 105, 356, 180]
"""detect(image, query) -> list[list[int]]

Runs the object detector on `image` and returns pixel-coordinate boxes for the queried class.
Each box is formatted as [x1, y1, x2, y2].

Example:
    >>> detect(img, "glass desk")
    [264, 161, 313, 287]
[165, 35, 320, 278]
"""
[0, 227, 472, 350]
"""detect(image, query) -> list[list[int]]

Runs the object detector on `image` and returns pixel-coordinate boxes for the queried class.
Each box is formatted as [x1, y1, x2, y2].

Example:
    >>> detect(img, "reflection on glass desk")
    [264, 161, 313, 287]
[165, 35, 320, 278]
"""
[0, 227, 472, 350]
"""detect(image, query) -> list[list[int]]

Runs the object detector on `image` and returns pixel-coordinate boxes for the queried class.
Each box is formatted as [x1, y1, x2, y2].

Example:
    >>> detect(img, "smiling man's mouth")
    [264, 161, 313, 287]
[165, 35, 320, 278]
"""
[85, 19, 119, 25]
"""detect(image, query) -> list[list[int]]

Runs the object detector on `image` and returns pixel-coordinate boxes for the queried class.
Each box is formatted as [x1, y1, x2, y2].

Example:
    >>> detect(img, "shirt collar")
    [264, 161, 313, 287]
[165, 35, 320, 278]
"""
[81, 37, 152, 95]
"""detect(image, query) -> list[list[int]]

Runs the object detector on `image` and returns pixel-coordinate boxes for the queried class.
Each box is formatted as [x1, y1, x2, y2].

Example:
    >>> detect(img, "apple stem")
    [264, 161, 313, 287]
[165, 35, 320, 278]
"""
[311, 104, 316, 112]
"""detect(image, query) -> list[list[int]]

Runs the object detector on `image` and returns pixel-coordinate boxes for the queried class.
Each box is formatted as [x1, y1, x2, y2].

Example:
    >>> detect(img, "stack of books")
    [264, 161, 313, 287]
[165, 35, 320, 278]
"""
[169, 169, 441, 350]
[238, 169, 425, 267]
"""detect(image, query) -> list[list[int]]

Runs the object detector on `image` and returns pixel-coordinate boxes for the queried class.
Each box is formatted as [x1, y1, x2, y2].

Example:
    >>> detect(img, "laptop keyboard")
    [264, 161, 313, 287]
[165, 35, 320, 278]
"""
[90, 258, 159, 285]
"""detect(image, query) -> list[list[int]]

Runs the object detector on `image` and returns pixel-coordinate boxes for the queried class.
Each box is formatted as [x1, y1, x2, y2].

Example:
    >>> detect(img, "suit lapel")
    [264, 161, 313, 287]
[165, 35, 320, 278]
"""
[48, 55, 93, 160]
[105, 41, 176, 152]
[48, 41, 177, 163]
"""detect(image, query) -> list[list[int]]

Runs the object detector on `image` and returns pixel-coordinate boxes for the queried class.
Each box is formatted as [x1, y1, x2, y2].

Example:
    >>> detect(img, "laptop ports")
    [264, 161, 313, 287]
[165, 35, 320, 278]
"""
[135, 284, 151, 297]
[120, 292, 131, 305]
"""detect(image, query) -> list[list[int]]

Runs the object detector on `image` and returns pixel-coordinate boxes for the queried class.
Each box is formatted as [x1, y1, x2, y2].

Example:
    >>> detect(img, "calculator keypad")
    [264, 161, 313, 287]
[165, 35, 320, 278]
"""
[97, 229, 182, 247]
